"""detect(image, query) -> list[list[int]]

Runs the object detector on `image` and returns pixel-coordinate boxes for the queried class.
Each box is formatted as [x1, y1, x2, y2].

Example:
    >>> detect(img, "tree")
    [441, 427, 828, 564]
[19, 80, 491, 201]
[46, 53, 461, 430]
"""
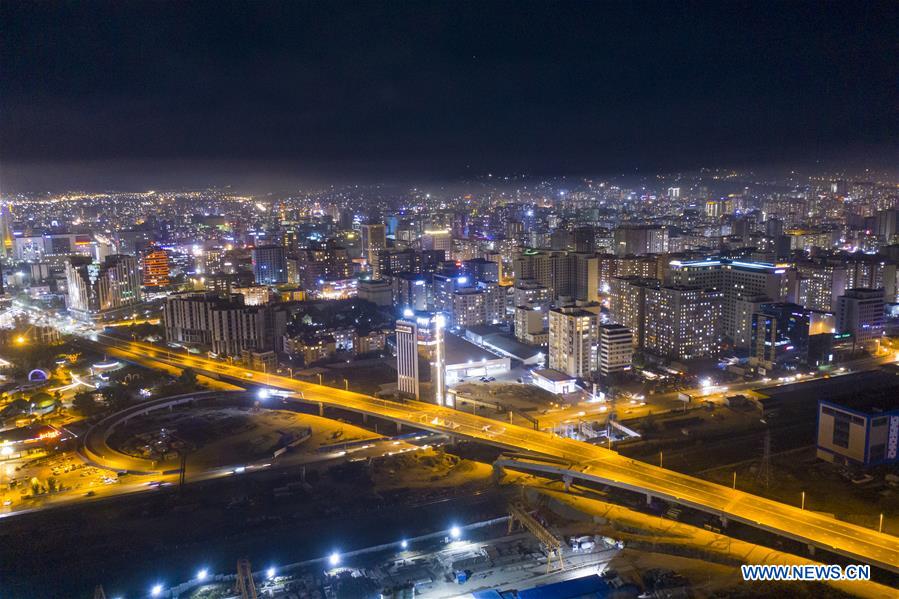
[177, 368, 198, 388]
[101, 386, 131, 410]
[72, 391, 101, 417]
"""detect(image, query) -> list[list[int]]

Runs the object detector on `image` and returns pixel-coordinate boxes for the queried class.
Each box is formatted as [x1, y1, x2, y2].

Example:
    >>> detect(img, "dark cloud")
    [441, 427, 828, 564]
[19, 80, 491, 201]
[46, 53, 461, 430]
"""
[1, 1, 897, 188]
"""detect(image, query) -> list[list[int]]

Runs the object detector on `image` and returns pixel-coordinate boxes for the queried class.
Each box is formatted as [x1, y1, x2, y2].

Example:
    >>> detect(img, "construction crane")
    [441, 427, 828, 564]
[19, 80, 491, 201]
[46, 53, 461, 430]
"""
[508, 502, 564, 573]
[235, 558, 259, 599]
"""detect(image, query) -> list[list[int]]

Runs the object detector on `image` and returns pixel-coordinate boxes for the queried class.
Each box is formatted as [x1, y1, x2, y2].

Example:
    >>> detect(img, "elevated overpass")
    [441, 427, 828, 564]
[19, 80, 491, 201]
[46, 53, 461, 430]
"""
[87, 334, 899, 573]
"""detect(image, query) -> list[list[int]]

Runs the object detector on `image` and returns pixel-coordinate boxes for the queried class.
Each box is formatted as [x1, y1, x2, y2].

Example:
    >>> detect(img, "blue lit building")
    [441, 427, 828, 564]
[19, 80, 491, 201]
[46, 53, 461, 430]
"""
[252, 244, 287, 285]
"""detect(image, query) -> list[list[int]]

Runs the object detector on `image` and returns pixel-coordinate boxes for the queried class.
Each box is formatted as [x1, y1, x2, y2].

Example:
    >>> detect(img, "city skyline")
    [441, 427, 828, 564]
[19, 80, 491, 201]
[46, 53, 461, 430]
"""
[1, 3, 898, 598]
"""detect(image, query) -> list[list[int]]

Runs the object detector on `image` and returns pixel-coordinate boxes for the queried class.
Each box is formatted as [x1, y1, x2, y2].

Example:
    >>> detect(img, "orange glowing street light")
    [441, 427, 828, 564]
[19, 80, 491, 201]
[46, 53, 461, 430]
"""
[14, 335, 26, 345]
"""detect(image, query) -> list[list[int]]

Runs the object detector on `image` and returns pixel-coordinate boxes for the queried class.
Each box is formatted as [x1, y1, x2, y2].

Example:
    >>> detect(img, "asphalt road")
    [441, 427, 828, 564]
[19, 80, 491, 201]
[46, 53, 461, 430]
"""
[88, 334, 899, 573]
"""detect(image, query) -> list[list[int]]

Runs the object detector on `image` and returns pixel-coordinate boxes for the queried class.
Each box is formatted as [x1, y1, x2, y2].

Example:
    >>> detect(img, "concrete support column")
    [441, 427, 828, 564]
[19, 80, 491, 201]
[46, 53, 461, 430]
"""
[563, 474, 573, 492]
[362, 413, 368, 423]
[720, 516, 728, 528]
[396, 422, 403, 433]
[318, 402, 324, 417]
[646, 493, 653, 504]
[807, 544, 816, 556]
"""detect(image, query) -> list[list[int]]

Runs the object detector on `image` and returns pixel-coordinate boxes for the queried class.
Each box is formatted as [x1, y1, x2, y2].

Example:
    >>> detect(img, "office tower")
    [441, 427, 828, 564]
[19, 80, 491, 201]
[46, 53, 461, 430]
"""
[396, 311, 446, 405]
[163, 291, 285, 356]
[668, 258, 790, 344]
[252, 244, 288, 285]
[548, 306, 598, 378]
[65, 254, 142, 320]
[644, 285, 723, 361]
[751, 303, 835, 369]
[612, 225, 668, 256]
[598, 324, 633, 376]
[141, 246, 170, 288]
[395, 317, 420, 399]
[836, 288, 885, 344]
[360, 223, 387, 278]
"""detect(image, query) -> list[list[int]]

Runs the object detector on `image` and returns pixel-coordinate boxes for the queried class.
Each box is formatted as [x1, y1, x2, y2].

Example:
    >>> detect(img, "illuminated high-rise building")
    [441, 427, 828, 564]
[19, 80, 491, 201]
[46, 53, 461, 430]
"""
[360, 223, 387, 279]
[65, 254, 142, 321]
[668, 258, 790, 345]
[598, 323, 633, 376]
[395, 317, 420, 399]
[252, 244, 288, 285]
[644, 285, 723, 361]
[548, 306, 598, 378]
[0, 204, 14, 261]
[141, 246, 170, 288]
[836, 288, 885, 344]
[395, 311, 446, 405]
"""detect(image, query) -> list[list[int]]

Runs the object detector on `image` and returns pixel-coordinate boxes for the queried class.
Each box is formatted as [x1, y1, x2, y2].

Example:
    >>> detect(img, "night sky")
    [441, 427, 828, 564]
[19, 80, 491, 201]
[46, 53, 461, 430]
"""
[1, 1, 897, 188]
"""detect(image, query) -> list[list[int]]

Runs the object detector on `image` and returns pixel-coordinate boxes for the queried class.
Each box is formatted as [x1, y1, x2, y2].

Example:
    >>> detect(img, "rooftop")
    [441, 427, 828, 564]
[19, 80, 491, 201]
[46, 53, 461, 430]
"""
[532, 368, 576, 383]
[444, 333, 504, 365]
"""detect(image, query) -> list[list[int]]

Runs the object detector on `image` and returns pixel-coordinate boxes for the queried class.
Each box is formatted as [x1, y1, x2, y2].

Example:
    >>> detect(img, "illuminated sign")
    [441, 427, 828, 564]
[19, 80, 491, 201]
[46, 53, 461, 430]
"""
[887, 416, 899, 460]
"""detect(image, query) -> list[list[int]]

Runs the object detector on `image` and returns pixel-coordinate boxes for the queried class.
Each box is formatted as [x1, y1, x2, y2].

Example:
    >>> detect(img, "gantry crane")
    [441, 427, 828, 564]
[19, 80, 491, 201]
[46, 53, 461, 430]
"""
[235, 558, 259, 599]
[508, 502, 564, 573]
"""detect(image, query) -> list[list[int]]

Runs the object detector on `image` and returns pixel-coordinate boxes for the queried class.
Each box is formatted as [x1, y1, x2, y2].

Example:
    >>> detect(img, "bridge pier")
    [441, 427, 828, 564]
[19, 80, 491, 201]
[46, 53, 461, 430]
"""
[807, 544, 816, 556]
[563, 474, 573, 492]
[720, 516, 728, 528]
[646, 492, 653, 504]
[318, 402, 324, 417]
[362, 413, 368, 424]
[396, 422, 402, 433]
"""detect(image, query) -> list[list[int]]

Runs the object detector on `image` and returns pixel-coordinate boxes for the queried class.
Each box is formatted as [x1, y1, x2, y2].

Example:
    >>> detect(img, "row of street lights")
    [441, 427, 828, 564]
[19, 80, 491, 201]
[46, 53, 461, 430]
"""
[147, 525, 466, 597]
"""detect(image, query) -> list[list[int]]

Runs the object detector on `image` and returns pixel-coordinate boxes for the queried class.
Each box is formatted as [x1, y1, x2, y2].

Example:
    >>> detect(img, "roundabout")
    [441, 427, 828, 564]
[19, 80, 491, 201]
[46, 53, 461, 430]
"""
[79, 391, 312, 475]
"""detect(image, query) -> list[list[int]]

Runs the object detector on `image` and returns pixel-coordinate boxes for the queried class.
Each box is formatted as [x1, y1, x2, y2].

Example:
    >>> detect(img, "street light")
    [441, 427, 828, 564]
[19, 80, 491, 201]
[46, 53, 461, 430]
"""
[343, 378, 349, 391]
[151, 583, 163, 597]
[801, 491, 806, 510]
[450, 525, 461, 540]
[196, 568, 208, 581]
[266, 567, 276, 579]
[879, 513, 884, 533]
[400, 539, 408, 549]
[329, 551, 341, 567]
